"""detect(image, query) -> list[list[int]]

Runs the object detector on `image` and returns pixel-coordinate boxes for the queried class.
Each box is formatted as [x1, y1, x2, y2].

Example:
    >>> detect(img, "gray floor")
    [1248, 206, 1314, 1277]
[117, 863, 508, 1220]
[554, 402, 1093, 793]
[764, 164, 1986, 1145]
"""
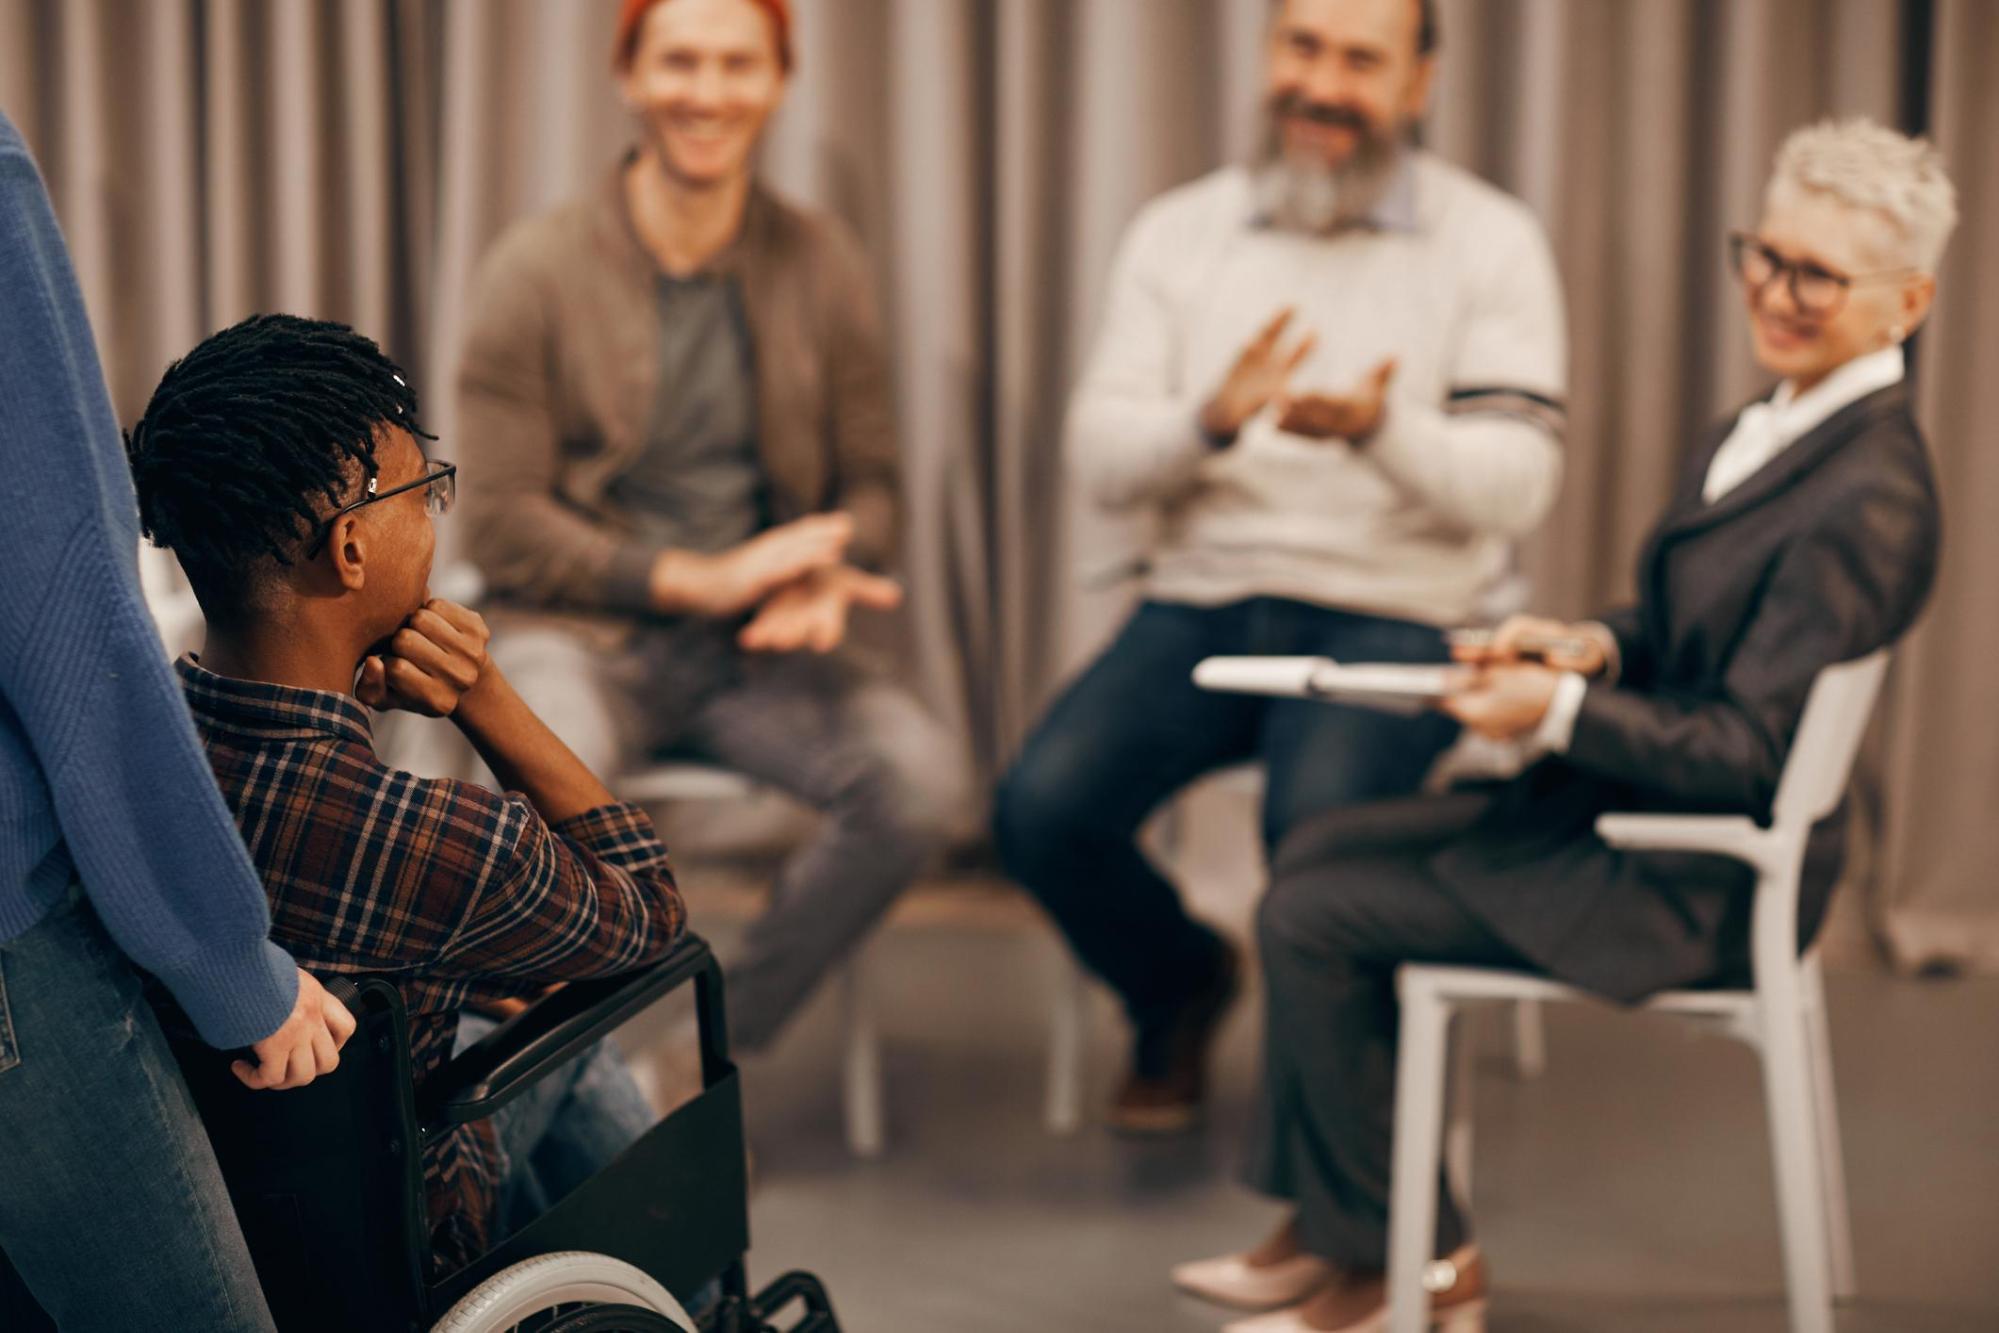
[705, 920, 1999, 1333]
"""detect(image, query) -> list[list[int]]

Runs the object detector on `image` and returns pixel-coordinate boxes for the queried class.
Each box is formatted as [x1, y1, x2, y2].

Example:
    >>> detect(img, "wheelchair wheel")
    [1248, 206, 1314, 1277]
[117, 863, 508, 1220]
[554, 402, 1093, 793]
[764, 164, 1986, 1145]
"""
[431, 1252, 696, 1333]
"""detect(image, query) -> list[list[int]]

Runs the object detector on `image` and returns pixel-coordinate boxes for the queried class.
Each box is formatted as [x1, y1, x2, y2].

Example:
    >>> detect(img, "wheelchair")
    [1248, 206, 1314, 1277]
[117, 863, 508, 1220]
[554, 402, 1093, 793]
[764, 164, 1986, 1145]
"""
[0, 935, 838, 1333]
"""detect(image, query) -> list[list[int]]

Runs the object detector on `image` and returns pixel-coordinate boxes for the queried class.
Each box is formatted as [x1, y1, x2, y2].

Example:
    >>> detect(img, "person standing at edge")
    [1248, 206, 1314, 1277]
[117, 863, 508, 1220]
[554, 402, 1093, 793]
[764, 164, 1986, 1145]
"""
[457, 0, 965, 1062]
[995, 0, 1568, 1135]
[0, 112, 354, 1332]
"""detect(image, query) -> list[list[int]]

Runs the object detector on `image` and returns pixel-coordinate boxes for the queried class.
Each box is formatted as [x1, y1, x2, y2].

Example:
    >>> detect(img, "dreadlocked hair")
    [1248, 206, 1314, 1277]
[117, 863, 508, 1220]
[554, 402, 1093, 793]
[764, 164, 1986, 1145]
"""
[126, 313, 434, 613]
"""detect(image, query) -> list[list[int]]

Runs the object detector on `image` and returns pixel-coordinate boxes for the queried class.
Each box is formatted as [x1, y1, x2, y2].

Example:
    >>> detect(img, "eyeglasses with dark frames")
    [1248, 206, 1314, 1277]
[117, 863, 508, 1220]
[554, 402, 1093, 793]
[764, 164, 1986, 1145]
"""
[1727, 231, 1916, 318]
[309, 459, 456, 554]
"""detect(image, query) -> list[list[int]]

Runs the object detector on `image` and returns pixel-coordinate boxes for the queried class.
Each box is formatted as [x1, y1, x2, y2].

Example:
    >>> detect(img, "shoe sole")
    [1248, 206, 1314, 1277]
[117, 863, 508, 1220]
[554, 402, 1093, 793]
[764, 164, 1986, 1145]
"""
[1170, 1269, 1330, 1312]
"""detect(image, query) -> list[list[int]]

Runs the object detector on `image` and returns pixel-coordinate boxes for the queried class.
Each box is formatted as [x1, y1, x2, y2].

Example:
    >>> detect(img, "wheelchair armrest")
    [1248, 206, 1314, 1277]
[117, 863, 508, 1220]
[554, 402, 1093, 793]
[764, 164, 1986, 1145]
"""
[419, 933, 723, 1127]
[1593, 812, 1766, 859]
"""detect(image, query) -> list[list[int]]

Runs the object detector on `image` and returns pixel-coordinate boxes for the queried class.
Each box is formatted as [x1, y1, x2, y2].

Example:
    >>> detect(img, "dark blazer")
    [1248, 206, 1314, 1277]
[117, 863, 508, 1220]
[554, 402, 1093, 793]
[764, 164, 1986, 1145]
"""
[1376, 383, 1937, 1002]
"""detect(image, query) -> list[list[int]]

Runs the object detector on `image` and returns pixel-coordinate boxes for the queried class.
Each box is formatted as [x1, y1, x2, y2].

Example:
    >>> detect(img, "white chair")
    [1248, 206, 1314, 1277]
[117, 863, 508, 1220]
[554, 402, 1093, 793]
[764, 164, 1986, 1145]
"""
[1385, 651, 1887, 1333]
[1042, 764, 1548, 1136]
[615, 760, 885, 1160]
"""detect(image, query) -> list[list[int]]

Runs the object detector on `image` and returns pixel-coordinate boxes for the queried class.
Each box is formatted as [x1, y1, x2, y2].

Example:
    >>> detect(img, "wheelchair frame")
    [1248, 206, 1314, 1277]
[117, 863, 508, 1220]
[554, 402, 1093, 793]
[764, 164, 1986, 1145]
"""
[1, 934, 838, 1333]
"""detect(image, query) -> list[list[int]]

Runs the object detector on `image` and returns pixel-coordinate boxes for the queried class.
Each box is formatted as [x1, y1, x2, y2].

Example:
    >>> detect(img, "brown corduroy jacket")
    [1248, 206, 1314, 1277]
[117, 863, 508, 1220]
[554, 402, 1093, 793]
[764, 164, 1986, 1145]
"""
[456, 155, 899, 648]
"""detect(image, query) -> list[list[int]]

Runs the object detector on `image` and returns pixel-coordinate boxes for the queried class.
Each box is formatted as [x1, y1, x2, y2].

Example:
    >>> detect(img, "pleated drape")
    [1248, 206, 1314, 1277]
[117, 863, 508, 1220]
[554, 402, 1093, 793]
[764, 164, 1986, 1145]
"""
[4, 0, 1994, 968]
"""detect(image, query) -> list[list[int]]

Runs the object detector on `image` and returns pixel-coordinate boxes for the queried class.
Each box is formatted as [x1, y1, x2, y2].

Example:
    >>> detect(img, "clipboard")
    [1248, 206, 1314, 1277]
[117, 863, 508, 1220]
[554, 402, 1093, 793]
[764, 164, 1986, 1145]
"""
[1191, 655, 1459, 715]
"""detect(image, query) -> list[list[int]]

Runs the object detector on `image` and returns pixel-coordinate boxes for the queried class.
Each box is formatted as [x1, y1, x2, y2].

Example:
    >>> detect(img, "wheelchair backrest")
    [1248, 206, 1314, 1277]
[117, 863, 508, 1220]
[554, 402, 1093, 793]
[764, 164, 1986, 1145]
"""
[168, 976, 431, 1332]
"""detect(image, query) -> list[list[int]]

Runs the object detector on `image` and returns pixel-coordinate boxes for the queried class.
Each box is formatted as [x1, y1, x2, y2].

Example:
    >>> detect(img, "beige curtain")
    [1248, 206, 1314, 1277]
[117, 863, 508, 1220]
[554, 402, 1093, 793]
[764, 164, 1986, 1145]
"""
[3, 0, 1994, 968]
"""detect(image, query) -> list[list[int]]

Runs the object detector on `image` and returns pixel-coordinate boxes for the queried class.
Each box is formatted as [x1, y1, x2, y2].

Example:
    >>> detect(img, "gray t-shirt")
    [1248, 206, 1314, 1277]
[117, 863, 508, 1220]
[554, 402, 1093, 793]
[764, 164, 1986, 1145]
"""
[610, 271, 764, 555]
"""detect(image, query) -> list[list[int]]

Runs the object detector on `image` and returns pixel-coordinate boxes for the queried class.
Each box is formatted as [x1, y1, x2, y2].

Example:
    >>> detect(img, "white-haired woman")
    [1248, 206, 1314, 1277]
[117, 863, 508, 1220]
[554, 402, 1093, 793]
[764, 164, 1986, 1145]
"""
[1173, 118, 1958, 1332]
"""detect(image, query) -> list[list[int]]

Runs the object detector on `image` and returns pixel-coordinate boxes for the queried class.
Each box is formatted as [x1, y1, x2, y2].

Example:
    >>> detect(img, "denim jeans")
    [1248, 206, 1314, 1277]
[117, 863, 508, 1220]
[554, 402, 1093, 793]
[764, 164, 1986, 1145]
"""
[0, 885, 277, 1332]
[454, 1012, 658, 1241]
[994, 597, 1459, 1034]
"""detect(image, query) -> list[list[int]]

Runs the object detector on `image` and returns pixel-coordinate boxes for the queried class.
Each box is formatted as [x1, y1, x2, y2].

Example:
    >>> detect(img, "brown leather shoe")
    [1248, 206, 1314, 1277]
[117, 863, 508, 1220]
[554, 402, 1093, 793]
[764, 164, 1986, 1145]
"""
[1222, 1244, 1489, 1333]
[1107, 939, 1242, 1135]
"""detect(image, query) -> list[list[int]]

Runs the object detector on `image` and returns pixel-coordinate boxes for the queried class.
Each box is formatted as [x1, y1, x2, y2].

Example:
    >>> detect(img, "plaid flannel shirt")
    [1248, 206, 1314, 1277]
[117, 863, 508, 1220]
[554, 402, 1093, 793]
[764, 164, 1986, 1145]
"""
[176, 656, 683, 1271]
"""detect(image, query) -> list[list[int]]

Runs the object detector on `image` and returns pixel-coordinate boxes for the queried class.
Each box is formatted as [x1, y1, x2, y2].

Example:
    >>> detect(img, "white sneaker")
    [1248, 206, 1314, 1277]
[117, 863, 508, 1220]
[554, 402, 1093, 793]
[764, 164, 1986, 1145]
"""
[1171, 1251, 1334, 1312]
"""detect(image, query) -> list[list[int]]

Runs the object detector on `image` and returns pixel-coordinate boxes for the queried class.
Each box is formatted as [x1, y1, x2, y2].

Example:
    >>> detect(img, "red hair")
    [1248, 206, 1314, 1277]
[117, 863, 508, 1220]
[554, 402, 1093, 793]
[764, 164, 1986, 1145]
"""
[614, 0, 793, 72]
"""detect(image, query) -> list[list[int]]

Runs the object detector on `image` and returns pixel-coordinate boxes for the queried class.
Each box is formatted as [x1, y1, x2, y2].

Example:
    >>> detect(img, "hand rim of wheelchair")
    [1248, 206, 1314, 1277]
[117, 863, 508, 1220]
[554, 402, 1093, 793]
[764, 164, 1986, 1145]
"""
[430, 1250, 694, 1332]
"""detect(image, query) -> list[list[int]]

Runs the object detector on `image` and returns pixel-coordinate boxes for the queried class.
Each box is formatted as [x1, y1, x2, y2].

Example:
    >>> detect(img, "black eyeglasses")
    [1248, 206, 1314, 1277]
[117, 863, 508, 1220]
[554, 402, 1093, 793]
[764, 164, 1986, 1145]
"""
[1727, 231, 1915, 318]
[309, 460, 456, 553]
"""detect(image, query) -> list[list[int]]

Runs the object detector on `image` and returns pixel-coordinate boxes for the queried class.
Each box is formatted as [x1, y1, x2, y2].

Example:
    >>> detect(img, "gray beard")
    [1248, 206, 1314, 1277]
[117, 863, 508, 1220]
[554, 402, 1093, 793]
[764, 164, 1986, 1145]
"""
[1252, 129, 1406, 234]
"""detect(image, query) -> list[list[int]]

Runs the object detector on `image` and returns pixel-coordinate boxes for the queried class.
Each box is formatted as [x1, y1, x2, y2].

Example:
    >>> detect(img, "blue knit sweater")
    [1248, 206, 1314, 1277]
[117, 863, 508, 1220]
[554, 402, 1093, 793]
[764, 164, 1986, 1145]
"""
[0, 113, 296, 1047]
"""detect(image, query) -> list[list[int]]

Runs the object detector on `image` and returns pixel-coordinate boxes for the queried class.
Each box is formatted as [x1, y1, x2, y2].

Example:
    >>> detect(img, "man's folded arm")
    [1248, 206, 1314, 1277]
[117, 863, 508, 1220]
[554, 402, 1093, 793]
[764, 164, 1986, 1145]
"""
[437, 794, 686, 987]
[1364, 402, 1562, 538]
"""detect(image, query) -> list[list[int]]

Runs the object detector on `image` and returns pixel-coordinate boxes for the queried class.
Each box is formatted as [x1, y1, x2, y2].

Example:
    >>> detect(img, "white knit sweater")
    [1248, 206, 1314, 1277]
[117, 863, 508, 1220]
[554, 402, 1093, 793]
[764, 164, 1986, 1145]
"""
[1066, 152, 1568, 626]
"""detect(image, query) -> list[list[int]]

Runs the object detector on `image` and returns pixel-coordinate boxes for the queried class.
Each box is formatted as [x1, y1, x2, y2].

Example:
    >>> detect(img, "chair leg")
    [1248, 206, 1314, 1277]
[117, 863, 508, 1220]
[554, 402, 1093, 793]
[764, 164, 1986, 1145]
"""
[1759, 985, 1835, 1333]
[1511, 998, 1546, 1080]
[841, 959, 884, 1159]
[1045, 954, 1090, 1136]
[1800, 960, 1857, 1301]
[1387, 981, 1453, 1333]
[1445, 1011, 1476, 1214]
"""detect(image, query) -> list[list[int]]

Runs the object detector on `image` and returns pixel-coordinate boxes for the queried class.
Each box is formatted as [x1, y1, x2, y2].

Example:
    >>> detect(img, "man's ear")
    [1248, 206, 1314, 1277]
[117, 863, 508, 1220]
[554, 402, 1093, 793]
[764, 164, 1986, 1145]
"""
[326, 513, 368, 593]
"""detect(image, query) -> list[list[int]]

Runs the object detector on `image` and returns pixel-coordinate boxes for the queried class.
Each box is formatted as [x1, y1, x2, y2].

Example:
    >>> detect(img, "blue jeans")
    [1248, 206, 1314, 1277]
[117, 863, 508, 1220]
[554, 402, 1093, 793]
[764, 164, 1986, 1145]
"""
[994, 597, 1458, 1032]
[0, 885, 277, 1332]
[454, 1012, 657, 1241]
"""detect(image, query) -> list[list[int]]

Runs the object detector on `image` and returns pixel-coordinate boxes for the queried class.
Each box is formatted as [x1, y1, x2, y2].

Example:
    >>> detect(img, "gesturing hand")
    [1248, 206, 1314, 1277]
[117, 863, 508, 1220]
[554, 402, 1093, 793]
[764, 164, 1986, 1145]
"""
[357, 599, 492, 718]
[663, 513, 855, 618]
[738, 565, 904, 655]
[1276, 358, 1396, 442]
[232, 968, 358, 1091]
[1199, 307, 1319, 443]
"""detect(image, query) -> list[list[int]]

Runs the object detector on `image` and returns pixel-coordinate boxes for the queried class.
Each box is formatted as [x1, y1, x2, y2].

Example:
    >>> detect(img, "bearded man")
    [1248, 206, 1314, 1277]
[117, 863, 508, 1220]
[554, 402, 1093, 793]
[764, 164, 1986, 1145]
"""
[994, 0, 1569, 1134]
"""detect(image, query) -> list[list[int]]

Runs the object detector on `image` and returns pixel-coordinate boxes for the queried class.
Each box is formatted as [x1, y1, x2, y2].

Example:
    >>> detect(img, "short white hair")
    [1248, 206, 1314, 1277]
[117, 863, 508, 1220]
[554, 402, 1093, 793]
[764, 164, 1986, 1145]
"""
[1767, 117, 1959, 273]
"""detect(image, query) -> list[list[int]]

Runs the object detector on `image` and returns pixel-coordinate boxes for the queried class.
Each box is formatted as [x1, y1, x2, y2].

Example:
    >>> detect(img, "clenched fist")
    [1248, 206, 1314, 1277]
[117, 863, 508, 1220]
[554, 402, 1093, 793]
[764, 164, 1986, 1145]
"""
[357, 598, 492, 717]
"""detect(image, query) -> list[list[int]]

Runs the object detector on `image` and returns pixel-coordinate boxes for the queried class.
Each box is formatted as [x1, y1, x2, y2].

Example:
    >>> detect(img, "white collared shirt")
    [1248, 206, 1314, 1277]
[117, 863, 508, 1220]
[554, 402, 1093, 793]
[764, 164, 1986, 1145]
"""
[1535, 343, 1906, 754]
[1702, 344, 1906, 503]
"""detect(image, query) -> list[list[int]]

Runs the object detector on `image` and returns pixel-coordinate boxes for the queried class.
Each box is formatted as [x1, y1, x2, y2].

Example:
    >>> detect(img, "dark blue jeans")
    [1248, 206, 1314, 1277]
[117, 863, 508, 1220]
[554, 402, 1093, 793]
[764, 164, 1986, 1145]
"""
[994, 598, 1458, 1031]
[0, 886, 277, 1332]
[453, 1012, 657, 1241]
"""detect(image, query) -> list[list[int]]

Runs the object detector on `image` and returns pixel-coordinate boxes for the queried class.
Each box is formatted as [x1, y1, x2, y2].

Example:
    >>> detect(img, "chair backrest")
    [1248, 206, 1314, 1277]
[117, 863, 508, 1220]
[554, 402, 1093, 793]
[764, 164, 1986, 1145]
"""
[1769, 650, 1891, 830]
[615, 760, 761, 804]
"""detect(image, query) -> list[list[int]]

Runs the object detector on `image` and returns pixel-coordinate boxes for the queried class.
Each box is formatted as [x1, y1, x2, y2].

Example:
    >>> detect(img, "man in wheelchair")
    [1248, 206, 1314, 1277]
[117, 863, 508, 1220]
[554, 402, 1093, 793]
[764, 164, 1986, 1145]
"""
[123, 313, 689, 1275]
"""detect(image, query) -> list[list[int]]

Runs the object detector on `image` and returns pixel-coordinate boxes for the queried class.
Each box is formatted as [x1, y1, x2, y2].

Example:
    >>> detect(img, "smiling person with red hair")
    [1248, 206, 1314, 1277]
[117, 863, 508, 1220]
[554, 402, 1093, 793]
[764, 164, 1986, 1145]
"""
[614, 0, 793, 74]
[458, 0, 963, 1063]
